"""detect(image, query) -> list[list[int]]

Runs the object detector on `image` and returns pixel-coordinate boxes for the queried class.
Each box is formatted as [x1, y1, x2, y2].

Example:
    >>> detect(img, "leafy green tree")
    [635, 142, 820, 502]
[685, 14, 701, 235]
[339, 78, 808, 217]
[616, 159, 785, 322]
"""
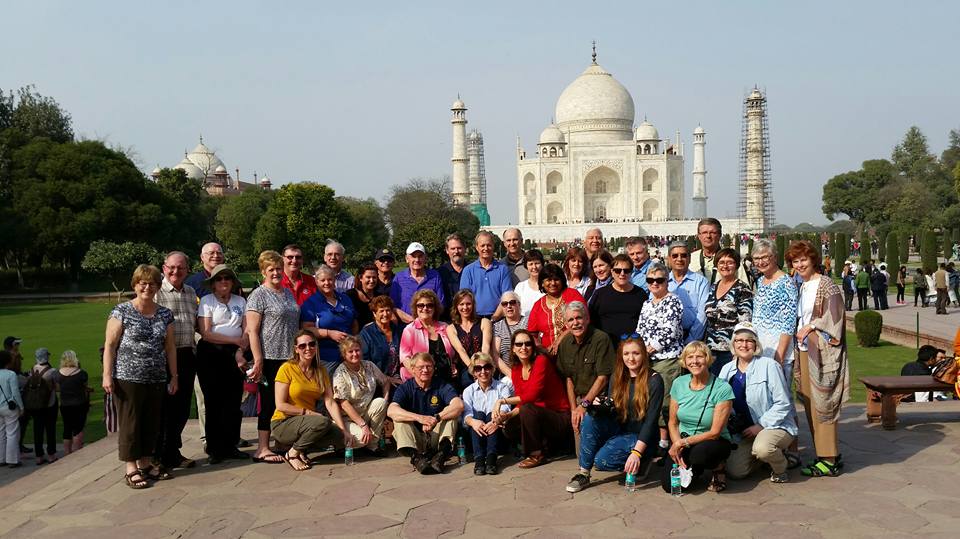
[385, 178, 479, 267]
[921, 230, 938, 273]
[877, 229, 887, 262]
[153, 167, 220, 255]
[338, 196, 390, 270]
[215, 188, 274, 269]
[859, 229, 871, 264]
[81, 240, 162, 299]
[0, 85, 73, 143]
[898, 229, 910, 265]
[821, 159, 895, 231]
[267, 183, 353, 264]
[942, 129, 960, 178]
[943, 229, 954, 261]
[885, 231, 899, 276]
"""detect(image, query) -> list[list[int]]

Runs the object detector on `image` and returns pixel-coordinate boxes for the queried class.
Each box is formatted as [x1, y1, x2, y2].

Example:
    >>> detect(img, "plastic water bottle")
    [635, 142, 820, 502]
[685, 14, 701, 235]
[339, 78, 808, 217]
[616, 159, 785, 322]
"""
[624, 472, 637, 492]
[670, 464, 682, 497]
[344, 444, 354, 466]
[377, 434, 386, 452]
[456, 436, 466, 464]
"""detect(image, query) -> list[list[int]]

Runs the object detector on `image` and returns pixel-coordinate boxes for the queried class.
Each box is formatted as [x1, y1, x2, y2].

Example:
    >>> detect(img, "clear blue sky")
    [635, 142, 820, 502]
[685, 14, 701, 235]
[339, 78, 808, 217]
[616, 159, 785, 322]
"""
[4, 1, 957, 227]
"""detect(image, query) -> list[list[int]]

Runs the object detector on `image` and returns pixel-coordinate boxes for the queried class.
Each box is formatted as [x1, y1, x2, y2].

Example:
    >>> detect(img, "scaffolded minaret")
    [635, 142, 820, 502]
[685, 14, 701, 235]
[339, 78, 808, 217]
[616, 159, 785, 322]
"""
[467, 129, 491, 225]
[451, 97, 470, 206]
[738, 87, 773, 232]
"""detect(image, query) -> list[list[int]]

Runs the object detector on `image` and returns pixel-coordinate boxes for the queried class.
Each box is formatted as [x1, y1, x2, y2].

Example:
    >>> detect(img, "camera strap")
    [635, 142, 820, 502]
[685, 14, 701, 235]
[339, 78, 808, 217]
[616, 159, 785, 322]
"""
[692, 376, 716, 436]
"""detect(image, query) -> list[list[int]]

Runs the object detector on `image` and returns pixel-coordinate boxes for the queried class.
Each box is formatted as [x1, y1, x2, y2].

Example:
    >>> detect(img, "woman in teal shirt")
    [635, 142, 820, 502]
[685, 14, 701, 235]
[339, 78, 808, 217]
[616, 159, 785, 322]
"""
[662, 341, 734, 493]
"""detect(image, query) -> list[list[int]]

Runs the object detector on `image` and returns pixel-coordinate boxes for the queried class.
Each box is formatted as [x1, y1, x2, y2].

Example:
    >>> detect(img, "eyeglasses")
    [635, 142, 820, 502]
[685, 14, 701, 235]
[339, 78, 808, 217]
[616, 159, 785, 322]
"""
[646, 277, 666, 285]
[670, 253, 689, 259]
[500, 300, 518, 307]
[415, 365, 434, 371]
[513, 341, 534, 348]
[415, 303, 434, 310]
[620, 332, 641, 341]
[164, 265, 187, 272]
[284, 255, 303, 260]
[472, 364, 494, 373]
[716, 260, 737, 267]
[213, 275, 232, 282]
[732, 338, 755, 345]
[611, 267, 631, 274]
[296, 341, 318, 350]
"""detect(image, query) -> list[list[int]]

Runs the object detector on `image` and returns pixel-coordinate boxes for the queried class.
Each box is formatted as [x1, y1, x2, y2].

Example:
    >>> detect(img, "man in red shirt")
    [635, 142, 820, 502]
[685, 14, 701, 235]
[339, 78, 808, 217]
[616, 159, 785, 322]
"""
[280, 244, 317, 306]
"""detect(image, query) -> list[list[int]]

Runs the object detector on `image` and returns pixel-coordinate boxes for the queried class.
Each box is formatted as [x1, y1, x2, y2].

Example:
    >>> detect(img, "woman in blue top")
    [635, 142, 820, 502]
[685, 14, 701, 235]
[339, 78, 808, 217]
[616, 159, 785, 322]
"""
[662, 341, 734, 493]
[358, 295, 403, 382]
[718, 322, 798, 483]
[301, 265, 358, 375]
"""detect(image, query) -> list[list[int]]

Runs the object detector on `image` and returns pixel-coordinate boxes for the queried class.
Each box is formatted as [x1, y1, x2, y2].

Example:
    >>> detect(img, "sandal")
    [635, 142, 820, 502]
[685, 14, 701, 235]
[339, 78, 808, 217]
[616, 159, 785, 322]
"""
[140, 464, 173, 481]
[800, 458, 841, 477]
[707, 470, 727, 492]
[784, 452, 802, 470]
[252, 452, 285, 464]
[283, 452, 311, 471]
[124, 470, 150, 489]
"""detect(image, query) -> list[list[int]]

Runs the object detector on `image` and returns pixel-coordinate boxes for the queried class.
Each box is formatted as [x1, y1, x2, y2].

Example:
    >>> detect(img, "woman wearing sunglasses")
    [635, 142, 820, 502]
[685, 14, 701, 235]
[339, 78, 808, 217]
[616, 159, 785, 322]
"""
[461, 352, 513, 475]
[492, 291, 527, 376]
[271, 331, 351, 471]
[634, 261, 685, 454]
[565, 334, 663, 492]
[589, 254, 648, 344]
[399, 290, 455, 383]
[493, 330, 572, 469]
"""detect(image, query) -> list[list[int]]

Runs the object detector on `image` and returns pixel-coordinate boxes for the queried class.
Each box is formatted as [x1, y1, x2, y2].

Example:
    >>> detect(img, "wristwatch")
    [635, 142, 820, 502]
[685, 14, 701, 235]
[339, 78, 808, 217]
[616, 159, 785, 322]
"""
[434, 413, 442, 422]
[579, 399, 590, 409]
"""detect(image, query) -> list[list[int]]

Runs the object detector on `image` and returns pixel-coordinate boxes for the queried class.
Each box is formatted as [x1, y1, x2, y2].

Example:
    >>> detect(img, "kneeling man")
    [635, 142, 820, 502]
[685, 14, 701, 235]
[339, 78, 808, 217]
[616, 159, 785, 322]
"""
[388, 352, 464, 474]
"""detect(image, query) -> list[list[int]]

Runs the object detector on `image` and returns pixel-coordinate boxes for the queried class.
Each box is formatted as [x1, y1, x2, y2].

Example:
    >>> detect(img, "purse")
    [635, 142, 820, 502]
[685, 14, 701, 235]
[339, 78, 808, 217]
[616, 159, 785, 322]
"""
[932, 357, 959, 385]
[0, 384, 16, 411]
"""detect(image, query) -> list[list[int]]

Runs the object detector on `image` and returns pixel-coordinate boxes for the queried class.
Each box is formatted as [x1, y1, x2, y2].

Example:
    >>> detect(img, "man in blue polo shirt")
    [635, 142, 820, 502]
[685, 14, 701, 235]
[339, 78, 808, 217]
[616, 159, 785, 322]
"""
[459, 231, 513, 318]
[666, 241, 710, 343]
[390, 242, 447, 324]
[388, 353, 464, 474]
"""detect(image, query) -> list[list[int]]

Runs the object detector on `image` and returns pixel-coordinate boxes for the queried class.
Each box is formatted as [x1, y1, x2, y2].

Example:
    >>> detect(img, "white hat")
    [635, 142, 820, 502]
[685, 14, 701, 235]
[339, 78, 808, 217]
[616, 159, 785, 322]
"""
[406, 242, 426, 255]
[732, 321, 758, 339]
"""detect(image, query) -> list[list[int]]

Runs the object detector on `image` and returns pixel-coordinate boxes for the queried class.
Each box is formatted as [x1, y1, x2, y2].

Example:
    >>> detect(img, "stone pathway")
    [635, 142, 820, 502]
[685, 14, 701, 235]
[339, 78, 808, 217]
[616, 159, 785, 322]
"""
[847, 294, 960, 349]
[1, 403, 959, 538]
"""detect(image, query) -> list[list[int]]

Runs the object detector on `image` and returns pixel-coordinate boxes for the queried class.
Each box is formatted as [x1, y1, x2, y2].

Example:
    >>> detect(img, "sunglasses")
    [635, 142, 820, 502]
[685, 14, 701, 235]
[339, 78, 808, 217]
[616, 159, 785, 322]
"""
[284, 255, 303, 260]
[472, 364, 494, 373]
[415, 303, 434, 310]
[513, 341, 534, 348]
[670, 253, 689, 259]
[213, 275, 233, 282]
[500, 300, 519, 307]
[296, 341, 318, 350]
[611, 267, 631, 275]
[620, 332, 641, 341]
[646, 277, 666, 285]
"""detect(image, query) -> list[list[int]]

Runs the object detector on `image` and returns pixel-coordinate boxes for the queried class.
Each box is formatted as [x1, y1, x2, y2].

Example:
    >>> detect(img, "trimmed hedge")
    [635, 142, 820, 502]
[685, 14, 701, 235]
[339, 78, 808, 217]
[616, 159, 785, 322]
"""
[854, 310, 883, 347]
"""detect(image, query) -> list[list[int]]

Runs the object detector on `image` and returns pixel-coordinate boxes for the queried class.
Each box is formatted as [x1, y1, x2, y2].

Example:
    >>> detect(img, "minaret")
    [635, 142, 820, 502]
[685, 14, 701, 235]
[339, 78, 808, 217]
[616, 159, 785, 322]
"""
[739, 87, 773, 231]
[467, 131, 481, 206]
[451, 97, 470, 206]
[691, 126, 707, 219]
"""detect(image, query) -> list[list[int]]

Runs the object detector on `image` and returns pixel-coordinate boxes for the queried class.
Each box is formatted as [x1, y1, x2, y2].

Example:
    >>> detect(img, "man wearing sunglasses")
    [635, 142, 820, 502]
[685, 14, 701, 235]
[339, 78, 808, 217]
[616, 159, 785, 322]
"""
[666, 241, 710, 344]
[280, 244, 317, 306]
[556, 302, 615, 442]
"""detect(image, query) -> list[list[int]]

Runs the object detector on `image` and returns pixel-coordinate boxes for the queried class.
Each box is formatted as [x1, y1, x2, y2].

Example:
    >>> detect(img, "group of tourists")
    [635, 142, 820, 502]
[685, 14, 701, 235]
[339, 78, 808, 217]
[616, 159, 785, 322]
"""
[1, 337, 92, 468]
[99, 217, 849, 495]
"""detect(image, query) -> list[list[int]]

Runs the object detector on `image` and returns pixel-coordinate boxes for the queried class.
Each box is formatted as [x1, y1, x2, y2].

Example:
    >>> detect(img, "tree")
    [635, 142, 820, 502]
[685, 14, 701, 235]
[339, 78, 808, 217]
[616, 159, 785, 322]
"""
[885, 231, 899, 276]
[385, 178, 479, 267]
[337, 196, 389, 270]
[921, 230, 938, 273]
[81, 240, 161, 299]
[0, 85, 73, 143]
[898, 229, 910, 265]
[859, 229, 871, 265]
[943, 229, 954, 261]
[877, 229, 888, 262]
[215, 188, 274, 269]
[255, 182, 353, 265]
[821, 160, 895, 231]
[153, 167, 220, 255]
[942, 129, 960, 177]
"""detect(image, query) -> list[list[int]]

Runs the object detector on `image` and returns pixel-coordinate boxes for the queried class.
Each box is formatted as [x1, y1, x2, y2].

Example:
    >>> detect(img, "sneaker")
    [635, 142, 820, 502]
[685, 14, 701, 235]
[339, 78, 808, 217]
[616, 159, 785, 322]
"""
[429, 451, 447, 474]
[413, 453, 432, 474]
[485, 454, 499, 475]
[565, 473, 590, 493]
[770, 471, 789, 483]
[474, 460, 486, 476]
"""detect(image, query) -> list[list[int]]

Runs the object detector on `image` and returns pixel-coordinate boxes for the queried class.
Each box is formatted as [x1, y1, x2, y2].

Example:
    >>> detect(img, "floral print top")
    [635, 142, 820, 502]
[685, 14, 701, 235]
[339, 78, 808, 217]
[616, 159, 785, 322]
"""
[704, 280, 754, 352]
[753, 274, 798, 362]
[635, 293, 685, 361]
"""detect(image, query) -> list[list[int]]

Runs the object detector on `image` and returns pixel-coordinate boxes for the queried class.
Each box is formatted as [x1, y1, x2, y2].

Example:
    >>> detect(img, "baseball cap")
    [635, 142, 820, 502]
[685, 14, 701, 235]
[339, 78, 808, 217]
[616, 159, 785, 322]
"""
[3, 336, 21, 348]
[406, 242, 426, 255]
[35, 347, 50, 365]
[732, 321, 758, 339]
[374, 248, 395, 261]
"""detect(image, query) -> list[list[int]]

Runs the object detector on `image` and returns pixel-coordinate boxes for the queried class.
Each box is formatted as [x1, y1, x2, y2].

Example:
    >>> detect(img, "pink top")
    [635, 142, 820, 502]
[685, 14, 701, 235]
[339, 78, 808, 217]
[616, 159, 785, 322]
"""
[399, 318, 454, 381]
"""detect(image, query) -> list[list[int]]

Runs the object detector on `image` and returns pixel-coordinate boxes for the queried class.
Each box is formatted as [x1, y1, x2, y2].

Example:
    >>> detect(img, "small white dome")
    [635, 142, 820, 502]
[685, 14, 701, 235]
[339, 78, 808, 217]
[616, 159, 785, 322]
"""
[187, 141, 225, 174]
[694, 125, 705, 134]
[151, 167, 161, 175]
[538, 124, 565, 144]
[173, 157, 205, 180]
[635, 121, 659, 141]
[260, 176, 271, 184]
[214, 165, 227, 173]
[452, 98, 466, 109]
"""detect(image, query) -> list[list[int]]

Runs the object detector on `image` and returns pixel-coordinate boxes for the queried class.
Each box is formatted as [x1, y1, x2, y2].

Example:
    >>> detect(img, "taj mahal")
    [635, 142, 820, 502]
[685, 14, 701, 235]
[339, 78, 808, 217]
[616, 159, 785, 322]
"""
[461, 47, 771, 242]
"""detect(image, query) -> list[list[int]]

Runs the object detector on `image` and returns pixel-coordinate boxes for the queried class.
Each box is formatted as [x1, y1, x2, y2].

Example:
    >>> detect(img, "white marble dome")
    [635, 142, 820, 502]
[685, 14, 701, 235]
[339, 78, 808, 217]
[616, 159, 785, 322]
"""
[187, 142, 225, 173]
[452, 98, 465, 109]
[635, 120, 659, 141]
[694, 125, 705, 134]
[538, 124, 565, 144]
[174, 157, 205, 180]
[555, 63, 635, 130]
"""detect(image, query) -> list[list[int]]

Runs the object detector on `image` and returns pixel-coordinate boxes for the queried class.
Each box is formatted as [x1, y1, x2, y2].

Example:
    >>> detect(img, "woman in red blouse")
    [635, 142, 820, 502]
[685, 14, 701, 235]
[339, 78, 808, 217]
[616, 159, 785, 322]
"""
[493, 329, 573, 468]
[526, 264, 585, 356]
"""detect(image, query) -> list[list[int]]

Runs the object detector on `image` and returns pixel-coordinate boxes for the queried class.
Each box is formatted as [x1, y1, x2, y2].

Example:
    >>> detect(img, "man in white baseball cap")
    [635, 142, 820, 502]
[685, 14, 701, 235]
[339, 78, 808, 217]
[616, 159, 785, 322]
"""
[389, 242, 447, 323]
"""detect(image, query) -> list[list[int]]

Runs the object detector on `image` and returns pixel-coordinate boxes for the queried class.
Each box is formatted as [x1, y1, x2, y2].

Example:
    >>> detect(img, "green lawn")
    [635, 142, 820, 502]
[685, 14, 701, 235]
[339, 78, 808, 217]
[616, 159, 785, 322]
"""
[845, 331, 914, 403]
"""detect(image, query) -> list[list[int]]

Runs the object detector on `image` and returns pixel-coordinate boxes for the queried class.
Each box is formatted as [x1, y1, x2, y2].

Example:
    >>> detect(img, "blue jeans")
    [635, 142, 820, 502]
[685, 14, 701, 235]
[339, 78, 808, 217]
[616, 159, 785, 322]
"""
[578, 412, 648, 471]
[468, 411, 502, 459]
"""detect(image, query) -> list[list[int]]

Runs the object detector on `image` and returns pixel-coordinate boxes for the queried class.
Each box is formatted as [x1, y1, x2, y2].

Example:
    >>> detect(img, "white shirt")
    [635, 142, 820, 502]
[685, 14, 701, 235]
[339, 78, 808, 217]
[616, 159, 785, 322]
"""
[514, 280, 545, 316]
[796, 275, 820, 352]
[198, 294, 246, 338]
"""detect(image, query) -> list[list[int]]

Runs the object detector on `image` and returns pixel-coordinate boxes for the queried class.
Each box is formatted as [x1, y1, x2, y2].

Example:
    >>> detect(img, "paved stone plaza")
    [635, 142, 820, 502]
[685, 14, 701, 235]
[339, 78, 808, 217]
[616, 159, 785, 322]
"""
[1, 401, 959, 538]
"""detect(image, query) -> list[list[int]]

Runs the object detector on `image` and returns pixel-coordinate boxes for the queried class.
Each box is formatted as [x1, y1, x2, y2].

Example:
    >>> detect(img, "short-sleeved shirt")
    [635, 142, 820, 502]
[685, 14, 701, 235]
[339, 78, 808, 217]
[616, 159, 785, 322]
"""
[704, 280, 753, 353]
[501, 254, 529, 287]
[493, 316, 528, 367]
[391, 377, 458, 416]
[198, 293, 246, 338]
[754, 274, 798, 363]
[155, 279, 198, 349]
[390, 268, 446, 316]
[438, 262, 463, 313]
[460, 259, 513, 316]
[589, 285, 648, 342]
[670, 374, 735, 442]
[300, 291, 356, 364]
[110, 302, 174, 384]
[281, 272, 318, 306]
[555, 327, 615, 397]
[246, 286, 300, 361]
[332, 360, 384, 412]
[335, 270, 355, 293]
[271, 361, 329, 421]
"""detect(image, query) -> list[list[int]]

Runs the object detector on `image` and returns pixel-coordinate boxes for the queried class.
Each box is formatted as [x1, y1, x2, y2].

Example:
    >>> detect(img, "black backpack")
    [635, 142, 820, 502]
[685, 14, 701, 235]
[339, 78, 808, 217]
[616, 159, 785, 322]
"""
[23, 366, 53, 412]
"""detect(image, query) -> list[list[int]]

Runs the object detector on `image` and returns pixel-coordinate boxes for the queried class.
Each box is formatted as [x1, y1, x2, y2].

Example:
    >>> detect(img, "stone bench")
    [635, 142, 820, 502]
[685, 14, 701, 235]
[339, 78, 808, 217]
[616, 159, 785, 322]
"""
[859, 375, 955, 430]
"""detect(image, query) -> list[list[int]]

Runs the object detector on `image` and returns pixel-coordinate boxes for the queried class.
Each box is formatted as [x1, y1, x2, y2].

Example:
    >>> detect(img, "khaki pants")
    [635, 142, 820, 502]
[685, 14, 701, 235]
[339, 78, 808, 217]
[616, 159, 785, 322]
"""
[796, 351, 839, 458]
[726, 428, 795, 477]
[194, 377, 206, 441]
[393, 418, 457, 453]
[651, 357, 682, 428]
[270, 415, 343, 453]
[344, 398, 388, 450]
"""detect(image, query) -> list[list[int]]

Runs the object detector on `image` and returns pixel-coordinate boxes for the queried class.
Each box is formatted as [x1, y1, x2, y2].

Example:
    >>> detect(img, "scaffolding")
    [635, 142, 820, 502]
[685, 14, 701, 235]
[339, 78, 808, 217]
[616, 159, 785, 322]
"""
[738, 87, 774, 232]
[467, 129, 490, 225]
